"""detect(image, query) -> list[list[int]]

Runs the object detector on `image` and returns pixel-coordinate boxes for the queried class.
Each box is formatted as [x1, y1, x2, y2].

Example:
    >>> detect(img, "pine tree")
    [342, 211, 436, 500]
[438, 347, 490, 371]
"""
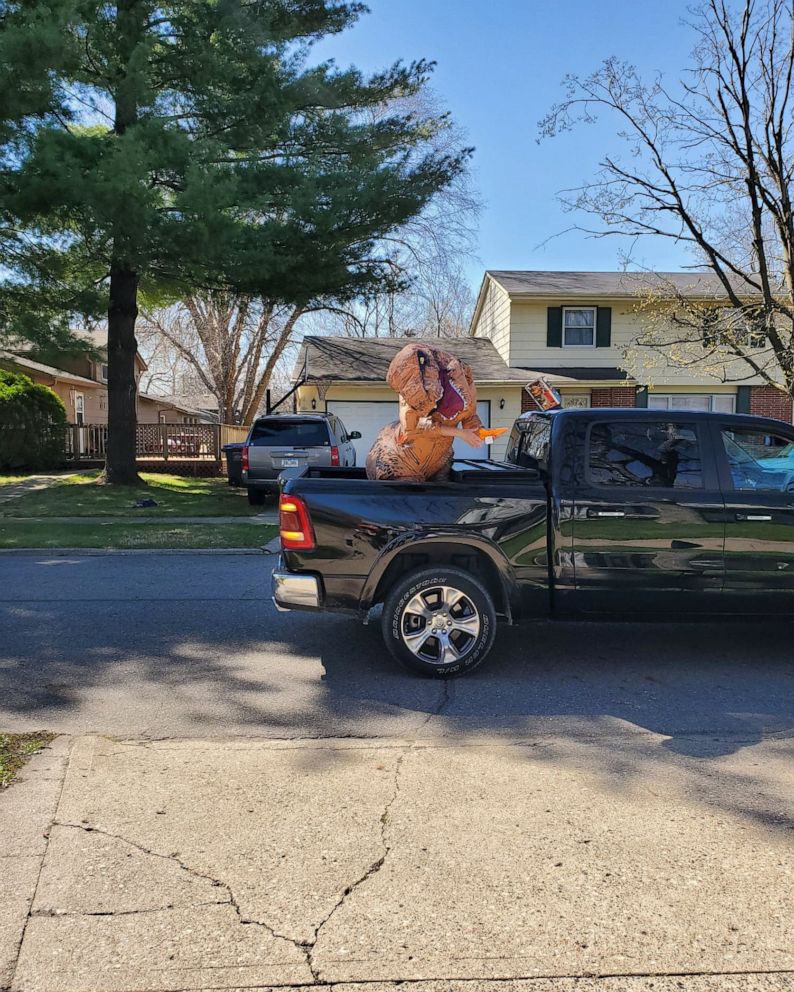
[1, 0, 467, 482]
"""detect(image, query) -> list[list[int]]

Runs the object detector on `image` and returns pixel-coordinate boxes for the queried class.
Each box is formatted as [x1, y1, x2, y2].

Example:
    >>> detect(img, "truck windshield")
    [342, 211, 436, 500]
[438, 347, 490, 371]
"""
[249, 420, 330, 446]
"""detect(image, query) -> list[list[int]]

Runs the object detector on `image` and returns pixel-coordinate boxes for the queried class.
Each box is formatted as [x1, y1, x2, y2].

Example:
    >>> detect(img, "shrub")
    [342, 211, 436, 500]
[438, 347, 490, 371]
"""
[0, 368, 68, 470]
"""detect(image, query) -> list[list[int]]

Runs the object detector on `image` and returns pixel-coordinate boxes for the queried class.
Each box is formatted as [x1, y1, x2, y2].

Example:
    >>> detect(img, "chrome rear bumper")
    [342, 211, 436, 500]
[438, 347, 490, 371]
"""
[272, 570, 321, 611]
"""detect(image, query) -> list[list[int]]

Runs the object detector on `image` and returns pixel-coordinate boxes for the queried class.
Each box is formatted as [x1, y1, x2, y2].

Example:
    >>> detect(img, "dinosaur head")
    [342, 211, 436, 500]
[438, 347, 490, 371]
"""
[386, 342, 475, 422]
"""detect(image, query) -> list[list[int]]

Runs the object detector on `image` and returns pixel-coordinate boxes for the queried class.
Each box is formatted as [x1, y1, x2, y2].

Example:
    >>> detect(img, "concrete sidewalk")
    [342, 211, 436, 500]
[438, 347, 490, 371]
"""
[3, 732, 793, 992]
[0, 473, 78, 503]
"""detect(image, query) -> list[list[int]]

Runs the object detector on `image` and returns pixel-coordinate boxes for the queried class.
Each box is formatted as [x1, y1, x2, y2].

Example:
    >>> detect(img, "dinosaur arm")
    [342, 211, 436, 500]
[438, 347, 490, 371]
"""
[461, 411, 484, 430]
[398, 407, 465, 444]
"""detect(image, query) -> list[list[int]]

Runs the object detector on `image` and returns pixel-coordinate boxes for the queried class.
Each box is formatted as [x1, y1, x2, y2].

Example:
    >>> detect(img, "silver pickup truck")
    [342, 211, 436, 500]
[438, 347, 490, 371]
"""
[242, 413, 361, 504]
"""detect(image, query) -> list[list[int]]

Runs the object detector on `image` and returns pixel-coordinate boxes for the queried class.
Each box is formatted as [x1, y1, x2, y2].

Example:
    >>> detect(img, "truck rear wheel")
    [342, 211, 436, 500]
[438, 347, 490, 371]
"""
[382, 567, 497, 678]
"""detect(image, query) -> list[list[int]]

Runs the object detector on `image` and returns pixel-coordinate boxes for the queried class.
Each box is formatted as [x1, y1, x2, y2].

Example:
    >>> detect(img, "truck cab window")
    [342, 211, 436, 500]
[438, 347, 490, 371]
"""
[508, 416, 551, 469]
[721, 428, 794, 492]
[588, 422, 703, 489]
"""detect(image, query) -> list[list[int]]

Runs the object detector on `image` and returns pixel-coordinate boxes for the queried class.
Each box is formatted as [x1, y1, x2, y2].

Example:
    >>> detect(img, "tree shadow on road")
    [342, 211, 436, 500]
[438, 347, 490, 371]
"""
[3, 579, 794, 754]
[2, 556, 794, 836]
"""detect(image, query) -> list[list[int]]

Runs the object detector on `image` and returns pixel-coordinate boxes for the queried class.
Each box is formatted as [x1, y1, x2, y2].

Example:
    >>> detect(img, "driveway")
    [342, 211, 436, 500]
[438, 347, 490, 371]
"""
[2, 553, 794, 991]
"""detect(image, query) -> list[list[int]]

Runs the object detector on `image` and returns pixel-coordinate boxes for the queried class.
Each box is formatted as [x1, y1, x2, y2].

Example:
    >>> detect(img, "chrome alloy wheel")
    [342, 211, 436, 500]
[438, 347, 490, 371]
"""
[400, 584, 481, 666]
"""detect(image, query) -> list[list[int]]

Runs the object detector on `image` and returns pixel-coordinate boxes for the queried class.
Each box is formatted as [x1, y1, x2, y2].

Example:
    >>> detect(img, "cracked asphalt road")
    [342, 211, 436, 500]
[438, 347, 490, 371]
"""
[2, 553, 794, 991]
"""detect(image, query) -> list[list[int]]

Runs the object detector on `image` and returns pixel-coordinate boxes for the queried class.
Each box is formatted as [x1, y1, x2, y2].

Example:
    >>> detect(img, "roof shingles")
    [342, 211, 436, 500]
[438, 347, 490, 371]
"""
[486, 269, 762, 298]
[295, 336, 528, 384]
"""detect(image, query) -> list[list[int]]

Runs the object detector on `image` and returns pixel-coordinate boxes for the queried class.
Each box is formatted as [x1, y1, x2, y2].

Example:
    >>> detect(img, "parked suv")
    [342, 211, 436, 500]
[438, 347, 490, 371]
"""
[242, 413, 360, 505]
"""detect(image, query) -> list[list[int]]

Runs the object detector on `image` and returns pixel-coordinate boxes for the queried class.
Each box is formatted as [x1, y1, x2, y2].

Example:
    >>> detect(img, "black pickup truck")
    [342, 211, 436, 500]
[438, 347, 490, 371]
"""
[272, 408, 794, 676]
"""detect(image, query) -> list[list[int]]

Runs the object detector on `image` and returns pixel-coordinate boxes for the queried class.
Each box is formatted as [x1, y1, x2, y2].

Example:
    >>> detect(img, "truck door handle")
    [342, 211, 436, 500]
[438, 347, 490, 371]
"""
[735, 513, 772, 521]
[587, 510, 625, 518]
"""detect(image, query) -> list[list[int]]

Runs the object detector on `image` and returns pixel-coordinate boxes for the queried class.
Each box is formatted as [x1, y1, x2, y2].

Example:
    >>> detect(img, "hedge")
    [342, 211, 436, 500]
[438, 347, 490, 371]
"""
[0, 368, 68, 470]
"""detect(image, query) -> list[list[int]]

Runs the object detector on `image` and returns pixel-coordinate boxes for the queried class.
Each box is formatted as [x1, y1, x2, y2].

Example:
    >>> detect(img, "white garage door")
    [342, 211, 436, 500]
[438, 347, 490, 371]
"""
[326, 401, 398, 464]
[328, 400, 491, 464]
[453, 400, 490, 461]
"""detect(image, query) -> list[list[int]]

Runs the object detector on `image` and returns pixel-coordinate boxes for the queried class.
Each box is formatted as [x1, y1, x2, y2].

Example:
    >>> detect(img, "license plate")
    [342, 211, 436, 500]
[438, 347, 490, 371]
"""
[281, 458, 299, 467]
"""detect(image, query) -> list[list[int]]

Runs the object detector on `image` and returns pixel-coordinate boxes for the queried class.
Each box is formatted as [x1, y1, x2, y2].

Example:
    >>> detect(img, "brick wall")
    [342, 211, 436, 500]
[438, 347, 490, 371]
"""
[590, 387, 637, 408]
[749, 386, 793, 423]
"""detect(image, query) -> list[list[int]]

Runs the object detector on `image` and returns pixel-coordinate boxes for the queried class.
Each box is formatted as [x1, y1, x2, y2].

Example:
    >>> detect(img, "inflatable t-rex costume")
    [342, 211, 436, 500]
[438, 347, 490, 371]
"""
[366, 342, 483, 482]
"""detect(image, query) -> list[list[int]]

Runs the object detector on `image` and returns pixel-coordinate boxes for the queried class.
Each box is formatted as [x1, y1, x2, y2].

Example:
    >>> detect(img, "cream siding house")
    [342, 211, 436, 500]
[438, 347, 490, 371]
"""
[293, 336, 528, 462]
[470, 270, 792, 422]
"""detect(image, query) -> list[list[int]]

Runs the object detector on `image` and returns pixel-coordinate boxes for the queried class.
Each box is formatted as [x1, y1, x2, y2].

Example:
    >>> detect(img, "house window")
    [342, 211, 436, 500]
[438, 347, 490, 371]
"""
[647, 394, 735, 414]
[100, 363, 109, 381]
[562, 307, 596, 347]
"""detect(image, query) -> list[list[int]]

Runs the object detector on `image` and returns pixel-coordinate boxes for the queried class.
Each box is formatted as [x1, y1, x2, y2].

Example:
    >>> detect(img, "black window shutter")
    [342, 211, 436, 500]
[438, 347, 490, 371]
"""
[736, 386, 752, 413]
[596, 307, 612, 348]
[547, 307, 562, 347]
[635, 386, 648, 408]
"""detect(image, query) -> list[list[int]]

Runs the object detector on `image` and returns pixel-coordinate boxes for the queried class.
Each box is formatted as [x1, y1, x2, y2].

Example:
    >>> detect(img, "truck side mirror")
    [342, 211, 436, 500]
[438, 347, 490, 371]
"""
[349, 431, 362, 440]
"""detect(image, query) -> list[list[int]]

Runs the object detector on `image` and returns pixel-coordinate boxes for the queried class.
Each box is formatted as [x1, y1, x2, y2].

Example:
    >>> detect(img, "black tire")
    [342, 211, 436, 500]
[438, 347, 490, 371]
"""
[247, 487, 266, 506]
[382, 566, 497, 678]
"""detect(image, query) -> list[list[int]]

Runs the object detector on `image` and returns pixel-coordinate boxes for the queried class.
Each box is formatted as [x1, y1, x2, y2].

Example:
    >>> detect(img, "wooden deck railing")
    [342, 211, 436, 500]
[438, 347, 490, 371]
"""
[64, 423, 249, 463]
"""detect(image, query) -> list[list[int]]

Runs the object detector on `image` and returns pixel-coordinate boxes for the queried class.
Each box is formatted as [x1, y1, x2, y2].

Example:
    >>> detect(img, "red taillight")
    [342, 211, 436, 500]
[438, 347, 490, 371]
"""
[242, 445, 249, 472]
[279, 494, 315, 550]
[330, 445, 340, 467]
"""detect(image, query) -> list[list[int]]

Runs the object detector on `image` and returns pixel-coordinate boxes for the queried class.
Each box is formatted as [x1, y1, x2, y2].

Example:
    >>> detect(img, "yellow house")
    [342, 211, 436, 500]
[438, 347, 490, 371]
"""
[470, 270, 792, 422]
[293, 335, 528, 462]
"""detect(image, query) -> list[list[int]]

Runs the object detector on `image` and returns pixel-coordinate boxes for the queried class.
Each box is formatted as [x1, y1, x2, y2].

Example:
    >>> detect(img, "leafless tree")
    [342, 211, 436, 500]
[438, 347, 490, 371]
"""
[411, 256, 476, 338]
[539, 0, 794, 394]
[137, 323, 202, 397]
[300, 257, 475, 341]
[139, 297, 308, 424]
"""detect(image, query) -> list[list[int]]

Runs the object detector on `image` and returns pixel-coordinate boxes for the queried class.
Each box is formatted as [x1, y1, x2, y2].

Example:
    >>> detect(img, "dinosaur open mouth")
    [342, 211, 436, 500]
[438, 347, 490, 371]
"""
[436, 367, 465, 420]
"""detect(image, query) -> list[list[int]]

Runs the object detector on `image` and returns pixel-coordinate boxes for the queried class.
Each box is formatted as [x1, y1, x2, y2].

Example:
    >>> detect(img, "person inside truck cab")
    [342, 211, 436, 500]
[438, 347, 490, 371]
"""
[366, 342, 484, 482]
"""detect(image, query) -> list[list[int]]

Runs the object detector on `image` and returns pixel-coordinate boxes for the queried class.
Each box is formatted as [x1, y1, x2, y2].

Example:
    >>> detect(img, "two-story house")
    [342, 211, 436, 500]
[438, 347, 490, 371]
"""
[471, 270, 792, 423]
[289, 269, 792, 464]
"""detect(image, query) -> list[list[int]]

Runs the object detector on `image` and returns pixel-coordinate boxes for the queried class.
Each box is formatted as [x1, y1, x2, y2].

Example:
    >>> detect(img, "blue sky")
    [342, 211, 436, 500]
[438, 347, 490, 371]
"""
[313, 0, 699, 286]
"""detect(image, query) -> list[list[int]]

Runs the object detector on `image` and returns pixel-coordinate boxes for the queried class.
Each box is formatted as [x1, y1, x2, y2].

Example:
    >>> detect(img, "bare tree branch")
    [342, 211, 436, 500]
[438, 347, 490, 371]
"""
[540, 0, 794, 394]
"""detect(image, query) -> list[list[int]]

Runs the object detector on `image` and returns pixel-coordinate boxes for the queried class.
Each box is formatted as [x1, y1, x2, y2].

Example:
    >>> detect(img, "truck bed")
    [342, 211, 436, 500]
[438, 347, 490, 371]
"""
[279, 457, 549, 618]
[289, 459, 540, 487]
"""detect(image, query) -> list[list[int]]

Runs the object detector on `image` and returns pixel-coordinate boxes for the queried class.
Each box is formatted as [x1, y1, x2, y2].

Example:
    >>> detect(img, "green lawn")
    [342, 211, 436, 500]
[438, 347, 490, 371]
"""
[0, 471, 260, 518]
[0, 520, 277, 549]
[0, 473, 32, 487]
[0, 732, 54, 789]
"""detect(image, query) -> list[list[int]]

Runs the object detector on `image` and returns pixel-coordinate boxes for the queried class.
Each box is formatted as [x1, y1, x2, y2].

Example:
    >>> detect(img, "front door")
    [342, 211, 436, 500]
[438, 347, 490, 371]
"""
[74, 393, 85, 454]
[571, 416, 725, 613]
[715, 421, 794, 612]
